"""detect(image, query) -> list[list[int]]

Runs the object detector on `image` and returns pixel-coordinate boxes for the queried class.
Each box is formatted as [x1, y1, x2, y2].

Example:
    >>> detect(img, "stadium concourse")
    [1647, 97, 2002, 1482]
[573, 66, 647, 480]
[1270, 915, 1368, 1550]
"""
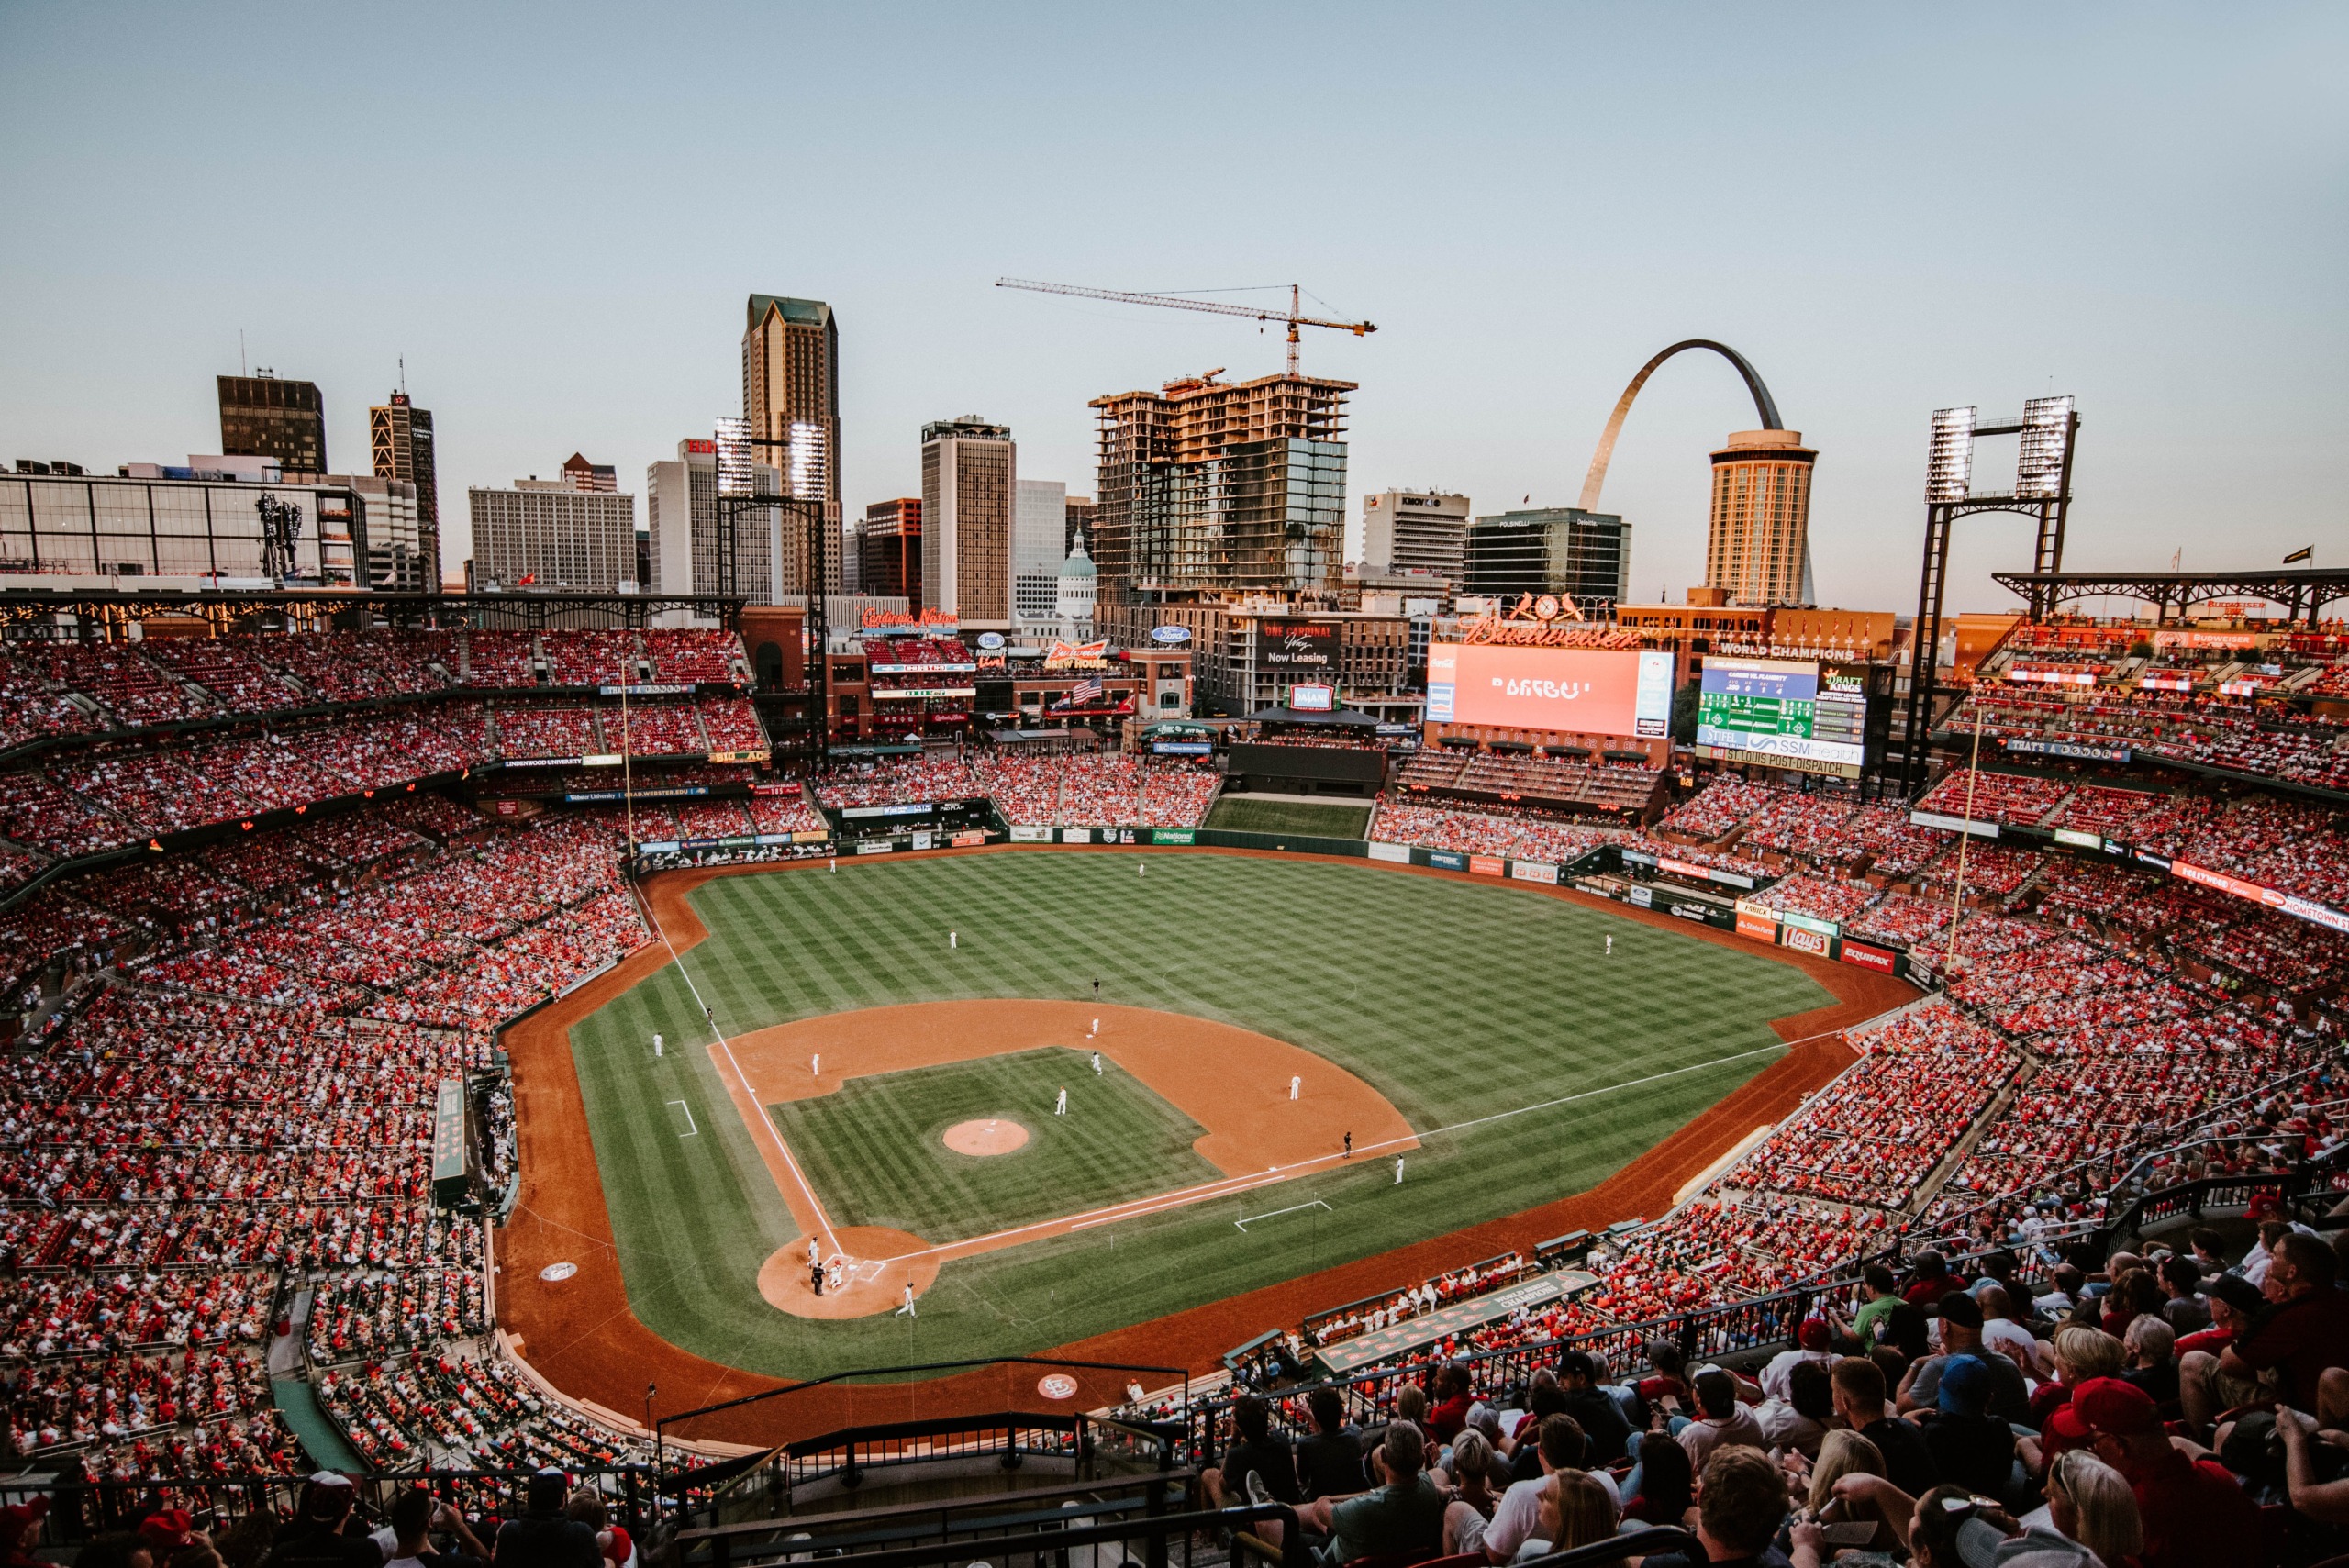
[0, 619, 2346, 1567]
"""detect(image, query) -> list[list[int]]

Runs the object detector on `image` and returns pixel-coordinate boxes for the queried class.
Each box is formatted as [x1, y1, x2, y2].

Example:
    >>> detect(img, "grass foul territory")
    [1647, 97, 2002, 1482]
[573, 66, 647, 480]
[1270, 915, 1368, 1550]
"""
[1202, 795, 1374, 838]
[565, 851, 1828, 1377]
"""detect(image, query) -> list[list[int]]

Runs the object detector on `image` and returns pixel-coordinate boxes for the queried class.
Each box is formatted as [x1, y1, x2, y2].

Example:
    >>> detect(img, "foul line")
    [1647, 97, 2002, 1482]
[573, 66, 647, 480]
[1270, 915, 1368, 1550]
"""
[1238, 1199, 1332, 1232]
[868, 1037, 1798, 1265]
[642, 891, 842, 1260]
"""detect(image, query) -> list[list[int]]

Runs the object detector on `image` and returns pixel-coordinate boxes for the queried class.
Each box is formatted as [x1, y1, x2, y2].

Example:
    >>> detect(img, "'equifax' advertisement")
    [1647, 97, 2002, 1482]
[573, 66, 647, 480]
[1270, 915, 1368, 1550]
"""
[1425, 644, 1675, 738]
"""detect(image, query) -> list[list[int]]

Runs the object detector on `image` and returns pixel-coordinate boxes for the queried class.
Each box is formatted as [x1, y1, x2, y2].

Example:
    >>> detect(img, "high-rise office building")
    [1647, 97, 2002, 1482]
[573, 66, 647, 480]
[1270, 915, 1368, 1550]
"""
[645, 437, 788, 600]
[1090, 372, 1353, 604]
[469, 476, 635, 591]
[1064, 494, 1097, 558]
[742, 294, 841, 592]
[561, 452, 618, 493]
[920, 417, 1014, 625]
[219, 373, 327, 475]
[1360, 489, 1469, 580]
[1463, 506, 1632, 616]
[1013, 478, 1066, 621]
[1706, 429, 1817, 606]
[860, 498, 922, 607]
[370, 390, 439, 591]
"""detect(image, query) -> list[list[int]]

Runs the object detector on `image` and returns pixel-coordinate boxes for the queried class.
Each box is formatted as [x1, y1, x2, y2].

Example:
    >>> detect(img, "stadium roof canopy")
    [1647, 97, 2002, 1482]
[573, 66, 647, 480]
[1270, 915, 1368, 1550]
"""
[1989, 566, 2349, 624]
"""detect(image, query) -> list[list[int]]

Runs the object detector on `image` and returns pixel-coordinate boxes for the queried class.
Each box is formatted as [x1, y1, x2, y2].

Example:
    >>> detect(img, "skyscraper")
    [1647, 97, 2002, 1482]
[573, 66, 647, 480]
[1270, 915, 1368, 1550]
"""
[1464, 506, 1631, 615]
[920, 417, 1014, 625]
[370, 390, 439, 591]
[1706, 429, 1817, 606]
[1064, 494, 1097, 558]
[860, 498, 921, 607]
[1089, 372, 1353, 604]
[219, 373, 327, 475]
[742, 295, 841, 591]
[1013, 478, 1066, 621]
[1360, 489, 1469, 580]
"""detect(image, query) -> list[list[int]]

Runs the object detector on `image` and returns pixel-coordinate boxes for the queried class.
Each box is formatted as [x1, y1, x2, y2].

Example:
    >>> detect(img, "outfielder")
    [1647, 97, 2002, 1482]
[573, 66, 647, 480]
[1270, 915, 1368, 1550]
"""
[896, 1282, 917, 1318]
[1289, 1074, 1301, 1101]
[1395, 1156, 1406, 1184]
[652, 1032, 663, 1058]
[1054, 1085, 1069, 1116]
[1091, 1051, 1103, 1075]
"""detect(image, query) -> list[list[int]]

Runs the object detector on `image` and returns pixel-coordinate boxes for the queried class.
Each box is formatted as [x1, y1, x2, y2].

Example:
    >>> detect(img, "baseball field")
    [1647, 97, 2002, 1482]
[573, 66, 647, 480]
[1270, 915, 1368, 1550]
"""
[552, 849, 1835, 1382]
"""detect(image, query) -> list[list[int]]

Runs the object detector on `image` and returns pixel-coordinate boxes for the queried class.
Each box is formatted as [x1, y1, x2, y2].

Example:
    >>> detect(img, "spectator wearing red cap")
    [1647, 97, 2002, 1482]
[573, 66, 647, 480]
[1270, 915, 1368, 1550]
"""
[1755, 1318, 1836, 1404]
[2, 1498, 50, 1568]
[2073, 1375, 2258, 1568]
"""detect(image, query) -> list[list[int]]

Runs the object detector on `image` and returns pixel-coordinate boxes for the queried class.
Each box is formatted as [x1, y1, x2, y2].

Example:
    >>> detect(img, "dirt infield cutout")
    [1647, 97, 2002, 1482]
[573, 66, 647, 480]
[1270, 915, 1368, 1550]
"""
[942, 1118, 1030, 1156]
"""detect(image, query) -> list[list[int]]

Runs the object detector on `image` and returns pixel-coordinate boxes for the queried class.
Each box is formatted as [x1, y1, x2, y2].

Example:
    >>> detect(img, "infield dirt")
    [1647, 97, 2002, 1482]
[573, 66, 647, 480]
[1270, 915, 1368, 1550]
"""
[496, 844, 1909, 1445]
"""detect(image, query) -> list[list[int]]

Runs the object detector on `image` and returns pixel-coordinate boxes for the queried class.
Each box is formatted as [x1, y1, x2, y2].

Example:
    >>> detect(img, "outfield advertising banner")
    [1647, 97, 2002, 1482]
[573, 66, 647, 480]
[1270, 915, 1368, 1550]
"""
[1469, 854, 1506, 877]
[1368, 840, 1412, 863]
[1424, 644, 1674, 737]
[1062, 828, 1094, 843]
[1152, 828, 1197, 845]
[1008, 825, 1052, 842]
[1842, 940, 1898, 973]
[1428, 850, 1468, 871]
[1510, 861, 1559, 884]
[1734, 903, 1779, 942]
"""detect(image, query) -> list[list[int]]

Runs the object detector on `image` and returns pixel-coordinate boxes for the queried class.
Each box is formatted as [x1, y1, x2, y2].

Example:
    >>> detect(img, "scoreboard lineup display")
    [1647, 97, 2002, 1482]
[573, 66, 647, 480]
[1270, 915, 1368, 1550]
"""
[1696, 656, 1869, 774]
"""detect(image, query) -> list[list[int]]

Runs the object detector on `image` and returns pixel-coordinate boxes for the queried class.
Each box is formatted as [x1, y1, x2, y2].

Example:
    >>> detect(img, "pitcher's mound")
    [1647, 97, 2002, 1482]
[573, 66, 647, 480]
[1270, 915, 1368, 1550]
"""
[760, 1227, 939, 1319]
[943, 1118, 1030, 1156]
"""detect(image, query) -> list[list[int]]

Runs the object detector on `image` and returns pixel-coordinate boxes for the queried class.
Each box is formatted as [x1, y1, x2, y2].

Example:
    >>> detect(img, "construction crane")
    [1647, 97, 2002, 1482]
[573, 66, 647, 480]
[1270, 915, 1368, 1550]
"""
[994, 278, 1374, 376]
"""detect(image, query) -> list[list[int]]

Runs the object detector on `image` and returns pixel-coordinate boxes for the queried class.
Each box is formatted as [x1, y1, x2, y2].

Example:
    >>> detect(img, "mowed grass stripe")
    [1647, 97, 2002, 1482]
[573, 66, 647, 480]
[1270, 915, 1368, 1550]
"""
[568, 851, 1831, 1376]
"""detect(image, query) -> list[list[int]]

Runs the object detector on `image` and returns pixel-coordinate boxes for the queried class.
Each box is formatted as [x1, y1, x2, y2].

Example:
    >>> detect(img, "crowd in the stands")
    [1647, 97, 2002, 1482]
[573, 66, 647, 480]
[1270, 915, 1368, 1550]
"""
[0, 791, 652, 1482]
[970, 752, 1219, 828]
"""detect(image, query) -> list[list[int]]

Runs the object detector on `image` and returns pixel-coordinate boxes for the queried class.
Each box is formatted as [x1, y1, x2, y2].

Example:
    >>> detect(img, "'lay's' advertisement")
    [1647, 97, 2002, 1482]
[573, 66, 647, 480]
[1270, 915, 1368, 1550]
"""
[1426, 644, 1675, 738]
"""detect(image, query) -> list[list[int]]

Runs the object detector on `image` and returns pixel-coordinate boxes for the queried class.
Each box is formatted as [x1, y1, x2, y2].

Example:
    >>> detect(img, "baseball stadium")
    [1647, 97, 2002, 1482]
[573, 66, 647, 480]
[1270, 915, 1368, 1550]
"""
[1, 541, 2345, 1568]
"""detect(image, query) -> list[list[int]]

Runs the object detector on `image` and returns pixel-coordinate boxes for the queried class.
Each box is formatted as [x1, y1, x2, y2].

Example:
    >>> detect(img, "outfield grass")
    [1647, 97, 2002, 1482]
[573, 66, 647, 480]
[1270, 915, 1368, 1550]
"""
[768, 1049, 1219, 1242]
[566, 851, 1830, 1377]
[1202, 795, 1373, 838]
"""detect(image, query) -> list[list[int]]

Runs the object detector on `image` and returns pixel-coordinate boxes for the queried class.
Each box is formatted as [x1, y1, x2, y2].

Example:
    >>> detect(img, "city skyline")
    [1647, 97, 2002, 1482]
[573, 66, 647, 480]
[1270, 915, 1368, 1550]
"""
[2, 6, 2342, 613]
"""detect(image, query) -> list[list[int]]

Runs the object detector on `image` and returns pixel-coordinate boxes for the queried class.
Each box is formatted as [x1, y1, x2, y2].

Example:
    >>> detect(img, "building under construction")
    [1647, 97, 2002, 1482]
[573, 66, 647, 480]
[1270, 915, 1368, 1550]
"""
[1089, 372, 1353, 604]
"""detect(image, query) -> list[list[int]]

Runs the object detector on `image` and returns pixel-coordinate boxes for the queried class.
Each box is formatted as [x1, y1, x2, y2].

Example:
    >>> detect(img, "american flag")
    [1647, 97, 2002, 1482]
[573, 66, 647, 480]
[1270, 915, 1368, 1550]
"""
[1068, 676, 1104, 706]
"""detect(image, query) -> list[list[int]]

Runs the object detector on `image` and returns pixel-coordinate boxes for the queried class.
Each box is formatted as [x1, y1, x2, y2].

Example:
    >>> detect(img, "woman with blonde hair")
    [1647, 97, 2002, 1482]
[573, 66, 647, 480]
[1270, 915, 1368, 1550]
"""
[1798, 1429, 1891, 1554]
[1536, 1469, 1619, 1556]
[2021, 1325, 2128, 1474]
[2045, 1448, 2143, 1568]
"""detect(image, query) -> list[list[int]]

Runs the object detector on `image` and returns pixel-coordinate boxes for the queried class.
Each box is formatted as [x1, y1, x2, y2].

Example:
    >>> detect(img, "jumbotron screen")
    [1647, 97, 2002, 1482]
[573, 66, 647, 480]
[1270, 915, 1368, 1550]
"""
[1696, 656, 1867, 768]
[1426, 644, 1675, 738]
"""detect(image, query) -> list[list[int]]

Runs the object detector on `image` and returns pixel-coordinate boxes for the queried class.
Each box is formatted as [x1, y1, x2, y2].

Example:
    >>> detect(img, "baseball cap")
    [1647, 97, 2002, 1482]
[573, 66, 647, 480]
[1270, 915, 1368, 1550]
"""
[1938, 1354, 1992, 1417]
[139, 1511, 196, 1551]
[1798, 1317, 1831, 1351]
[2206, 1273, 2265, 1317]
[2072, 1376, 2160, 1437]
[1955, 1519, 2102, 1568]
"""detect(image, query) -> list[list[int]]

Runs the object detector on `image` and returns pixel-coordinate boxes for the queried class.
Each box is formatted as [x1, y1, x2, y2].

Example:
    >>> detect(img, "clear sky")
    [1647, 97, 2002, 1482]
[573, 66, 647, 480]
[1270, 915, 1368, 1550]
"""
[3, 4, 2342, 611]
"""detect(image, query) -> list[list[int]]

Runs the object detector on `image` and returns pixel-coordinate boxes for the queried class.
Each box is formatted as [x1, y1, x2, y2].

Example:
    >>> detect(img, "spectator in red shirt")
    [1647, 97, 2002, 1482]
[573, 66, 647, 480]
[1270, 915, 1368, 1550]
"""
[2074, 1376, 2258, 1568]
[2221, 1231, 2349, 1417]
[1902, 1251, 1967, 1309]
[1425, 1362, 1473, 1443]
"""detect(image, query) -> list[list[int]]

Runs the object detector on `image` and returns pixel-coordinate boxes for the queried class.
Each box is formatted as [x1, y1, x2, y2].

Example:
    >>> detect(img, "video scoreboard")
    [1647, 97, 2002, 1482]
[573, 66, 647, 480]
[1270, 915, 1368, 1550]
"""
[1696, 656, 1873, 777]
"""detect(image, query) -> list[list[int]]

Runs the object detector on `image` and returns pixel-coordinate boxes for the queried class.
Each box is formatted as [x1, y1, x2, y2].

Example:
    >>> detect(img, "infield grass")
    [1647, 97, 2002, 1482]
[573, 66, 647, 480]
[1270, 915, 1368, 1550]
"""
[1202, 796, 1372, 838]
[565, 851, 1833, 1377]
[769, 1049, 1219, 1242]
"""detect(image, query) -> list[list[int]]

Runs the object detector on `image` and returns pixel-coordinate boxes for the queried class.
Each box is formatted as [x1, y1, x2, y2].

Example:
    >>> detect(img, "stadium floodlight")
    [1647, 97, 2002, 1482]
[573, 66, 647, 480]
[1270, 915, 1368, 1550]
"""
[714, 417, 754, 500]
[2015, 395, 2076, 499]
[786, 420, 829, 504]
[1926, 406, 1976, 503]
